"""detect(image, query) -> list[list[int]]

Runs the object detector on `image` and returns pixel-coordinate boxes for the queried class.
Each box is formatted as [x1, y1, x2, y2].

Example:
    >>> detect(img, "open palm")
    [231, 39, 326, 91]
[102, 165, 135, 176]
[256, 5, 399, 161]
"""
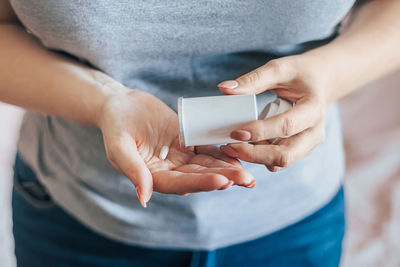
[100, 90, 255, 206]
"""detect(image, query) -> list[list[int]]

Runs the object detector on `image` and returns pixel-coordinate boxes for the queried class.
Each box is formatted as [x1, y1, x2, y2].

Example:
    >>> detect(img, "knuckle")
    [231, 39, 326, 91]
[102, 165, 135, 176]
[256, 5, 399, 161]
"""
[278, 149, 293, 167]
[243, 70, 261, 86]
[261, 126, 272, 141]
[239, 146, 256, 162]
[232, 168, 244, 177]
[228, 167, 241, 177]
[267, 59, 285, 74]
[268, 58, 299, 82]
[281, 117, 295, 137]
[249, 122, 264, 141]
[208, 174, 227, 189]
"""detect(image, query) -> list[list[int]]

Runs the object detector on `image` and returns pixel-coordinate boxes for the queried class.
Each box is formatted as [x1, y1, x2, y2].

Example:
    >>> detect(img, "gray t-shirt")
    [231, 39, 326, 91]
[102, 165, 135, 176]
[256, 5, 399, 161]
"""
[11, 0, 355, 249]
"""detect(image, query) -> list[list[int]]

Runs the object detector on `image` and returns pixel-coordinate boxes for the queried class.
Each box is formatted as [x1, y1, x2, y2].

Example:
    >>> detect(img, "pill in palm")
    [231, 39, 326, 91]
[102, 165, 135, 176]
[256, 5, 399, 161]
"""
[159, 146, 169, 160]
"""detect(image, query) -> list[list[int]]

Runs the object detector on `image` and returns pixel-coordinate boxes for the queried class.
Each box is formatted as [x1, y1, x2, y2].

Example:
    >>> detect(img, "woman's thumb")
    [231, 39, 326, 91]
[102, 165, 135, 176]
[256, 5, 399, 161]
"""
[106, 133, 153, 207]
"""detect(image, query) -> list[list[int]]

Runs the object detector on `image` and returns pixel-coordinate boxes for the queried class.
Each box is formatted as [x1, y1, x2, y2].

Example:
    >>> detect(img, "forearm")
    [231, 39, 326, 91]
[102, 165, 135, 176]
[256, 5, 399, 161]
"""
[0, 23, 124, 126]
[304, 0, 400, 103]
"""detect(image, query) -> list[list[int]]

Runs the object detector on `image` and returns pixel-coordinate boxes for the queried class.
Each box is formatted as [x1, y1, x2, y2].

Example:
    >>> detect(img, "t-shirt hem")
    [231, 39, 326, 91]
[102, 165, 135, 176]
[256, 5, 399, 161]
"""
[44, 177, 343, 250]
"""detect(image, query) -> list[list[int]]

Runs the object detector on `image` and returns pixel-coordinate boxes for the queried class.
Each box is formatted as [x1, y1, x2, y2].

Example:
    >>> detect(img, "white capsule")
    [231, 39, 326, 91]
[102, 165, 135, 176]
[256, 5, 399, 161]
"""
[159, 146, 169, 160]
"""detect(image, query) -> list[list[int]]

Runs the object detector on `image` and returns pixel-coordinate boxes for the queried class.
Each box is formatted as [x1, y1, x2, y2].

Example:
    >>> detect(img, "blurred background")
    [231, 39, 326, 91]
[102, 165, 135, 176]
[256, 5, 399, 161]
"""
[1, 69, 399, 266]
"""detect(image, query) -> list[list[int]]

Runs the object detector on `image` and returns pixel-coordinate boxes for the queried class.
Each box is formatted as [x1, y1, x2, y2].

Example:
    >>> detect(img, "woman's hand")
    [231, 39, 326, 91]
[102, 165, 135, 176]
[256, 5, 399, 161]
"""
[98, 88, 255, 207]
[218, 54, 330, 172]
[216, 0, 400, 172]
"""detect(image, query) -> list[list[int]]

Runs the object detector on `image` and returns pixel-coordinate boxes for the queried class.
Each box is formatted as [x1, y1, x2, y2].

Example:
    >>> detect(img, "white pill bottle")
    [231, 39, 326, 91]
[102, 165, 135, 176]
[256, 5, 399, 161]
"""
[178, 95, 293, 147]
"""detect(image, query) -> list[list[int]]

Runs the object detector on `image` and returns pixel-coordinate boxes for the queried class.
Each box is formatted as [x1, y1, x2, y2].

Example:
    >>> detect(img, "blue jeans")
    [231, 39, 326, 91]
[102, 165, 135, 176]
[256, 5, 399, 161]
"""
[12, 155, 346, 267]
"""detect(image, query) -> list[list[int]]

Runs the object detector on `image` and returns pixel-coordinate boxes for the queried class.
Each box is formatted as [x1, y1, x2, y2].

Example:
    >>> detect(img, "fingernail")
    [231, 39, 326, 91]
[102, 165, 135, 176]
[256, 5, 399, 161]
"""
[231, 130, 251, 141]
[246, 180, 256, 188]
[221, 146, 239, 158]
[136, 187, 147, 208]
[218, 80, 239, 89]
[247, 183, 256, 189]
[219, 180, 234, 190]
[245, 177, 255, 185]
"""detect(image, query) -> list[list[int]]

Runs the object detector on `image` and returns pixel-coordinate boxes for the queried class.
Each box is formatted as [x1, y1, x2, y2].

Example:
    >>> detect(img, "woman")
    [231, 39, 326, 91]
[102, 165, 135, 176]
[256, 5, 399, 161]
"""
[1, 0, 399, 266]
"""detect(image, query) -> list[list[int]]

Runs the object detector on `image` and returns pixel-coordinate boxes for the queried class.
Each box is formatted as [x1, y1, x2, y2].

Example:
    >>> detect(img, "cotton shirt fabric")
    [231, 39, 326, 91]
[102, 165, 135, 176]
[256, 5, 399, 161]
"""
[11, 0, 355, 249]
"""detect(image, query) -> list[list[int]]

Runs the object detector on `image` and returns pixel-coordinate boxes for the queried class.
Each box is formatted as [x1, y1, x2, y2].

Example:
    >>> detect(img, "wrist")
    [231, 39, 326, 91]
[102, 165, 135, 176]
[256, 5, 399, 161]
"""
[90, 71, 131, 128]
